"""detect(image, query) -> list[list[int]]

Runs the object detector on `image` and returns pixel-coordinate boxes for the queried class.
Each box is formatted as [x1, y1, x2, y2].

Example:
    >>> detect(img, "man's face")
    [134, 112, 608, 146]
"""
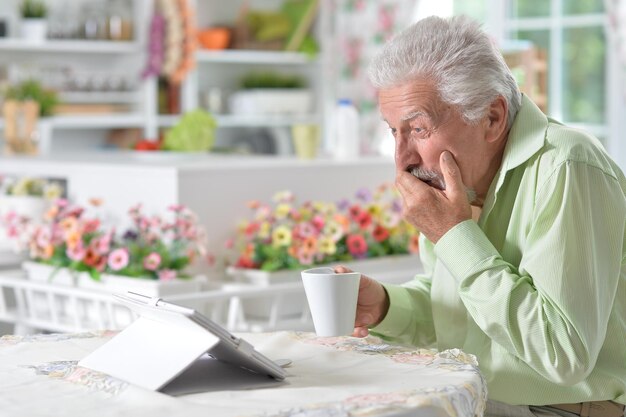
[379, 78, 489, 201]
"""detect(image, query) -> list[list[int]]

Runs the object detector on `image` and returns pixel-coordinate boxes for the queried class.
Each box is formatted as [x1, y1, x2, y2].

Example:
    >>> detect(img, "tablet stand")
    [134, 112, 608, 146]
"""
[79, 315, 222, 391]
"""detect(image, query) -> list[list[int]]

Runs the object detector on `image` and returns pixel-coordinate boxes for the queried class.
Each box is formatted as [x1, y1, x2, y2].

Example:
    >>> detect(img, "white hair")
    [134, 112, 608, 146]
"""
[368, 16, 522, 129]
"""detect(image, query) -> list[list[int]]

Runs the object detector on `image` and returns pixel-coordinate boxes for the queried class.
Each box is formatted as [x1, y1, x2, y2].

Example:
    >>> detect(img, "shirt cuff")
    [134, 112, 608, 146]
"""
[434, 219, 499, 281]
[369, 283, 414, 338]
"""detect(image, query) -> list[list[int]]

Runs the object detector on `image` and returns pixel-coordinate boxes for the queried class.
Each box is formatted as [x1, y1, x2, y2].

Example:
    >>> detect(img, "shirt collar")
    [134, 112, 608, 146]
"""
[478, 95, 548, 221]
[500, 94, 548, 173]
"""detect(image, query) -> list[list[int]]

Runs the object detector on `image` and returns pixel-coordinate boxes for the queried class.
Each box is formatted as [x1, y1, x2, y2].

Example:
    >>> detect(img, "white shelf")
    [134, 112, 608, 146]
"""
[49, 114, 144, 129]
[158, 114, 321, 128]
[59, 92, 141, 104]
[0, 39, 142, 54]
[157, 115, 181, 128]
[0, 115, 143, 131]
[196, 49, 318, 65]
[217, 114, 321, 127]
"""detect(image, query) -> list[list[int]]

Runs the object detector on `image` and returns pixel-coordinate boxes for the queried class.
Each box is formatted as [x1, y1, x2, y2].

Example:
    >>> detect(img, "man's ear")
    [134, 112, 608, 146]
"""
[484, 95, 508, 143]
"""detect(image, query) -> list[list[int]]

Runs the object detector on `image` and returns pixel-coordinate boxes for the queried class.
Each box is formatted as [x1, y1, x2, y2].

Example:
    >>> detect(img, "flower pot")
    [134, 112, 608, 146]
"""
[20, 18, 47, 42]
[0, 195, 48, 220]
[226, 254, 423, 319]
[228, 89, 313, 115]
[20, 261, 211, 330]
[22, 261, 205, 297]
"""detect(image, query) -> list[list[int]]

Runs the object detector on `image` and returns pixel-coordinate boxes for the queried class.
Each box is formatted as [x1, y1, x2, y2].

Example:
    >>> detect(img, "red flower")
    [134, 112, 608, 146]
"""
[236, 257, 257, 269]
[409, 234, 420, 254]
[83, 248, 101, 267]
[83, 248, 106, 271]
[347, 234, 368, 257]
[245, 222, 259, 236]
[349, 204, 362, 221]
[372, 224, 389, 242]
[356, 211, 372, 230]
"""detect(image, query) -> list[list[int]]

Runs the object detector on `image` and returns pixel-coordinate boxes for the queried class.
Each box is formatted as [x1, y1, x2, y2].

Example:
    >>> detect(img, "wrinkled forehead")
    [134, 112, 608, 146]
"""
[378, 80, 450, 124]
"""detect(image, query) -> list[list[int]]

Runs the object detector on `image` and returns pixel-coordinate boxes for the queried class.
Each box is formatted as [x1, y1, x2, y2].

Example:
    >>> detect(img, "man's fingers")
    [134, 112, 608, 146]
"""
[395, 170, 429, 199]
[355, 312, 374, 328]
[440, 151, 464, 197]
[352, 326, 369, 338]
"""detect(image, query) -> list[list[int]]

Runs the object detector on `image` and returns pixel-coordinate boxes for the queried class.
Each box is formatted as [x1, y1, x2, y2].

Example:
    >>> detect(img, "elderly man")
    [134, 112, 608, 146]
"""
[343, 15, 626, 416]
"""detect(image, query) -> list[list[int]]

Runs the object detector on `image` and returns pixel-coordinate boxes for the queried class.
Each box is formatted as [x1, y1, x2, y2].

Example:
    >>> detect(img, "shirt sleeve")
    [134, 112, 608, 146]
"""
[370, 233, 437, 347]
[435, 160, 625, 385]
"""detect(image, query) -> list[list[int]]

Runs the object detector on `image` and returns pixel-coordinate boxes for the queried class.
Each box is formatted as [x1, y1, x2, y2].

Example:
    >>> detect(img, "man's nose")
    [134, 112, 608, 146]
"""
[394, 133, 420, 164]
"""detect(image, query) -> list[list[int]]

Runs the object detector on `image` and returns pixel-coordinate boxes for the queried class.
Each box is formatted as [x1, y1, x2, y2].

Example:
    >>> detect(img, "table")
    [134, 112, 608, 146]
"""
[0, 331, 486, 417]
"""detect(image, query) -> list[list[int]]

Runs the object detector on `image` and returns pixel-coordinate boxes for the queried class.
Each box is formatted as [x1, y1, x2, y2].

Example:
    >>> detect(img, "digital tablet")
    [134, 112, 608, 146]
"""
[78, 291, 287, 392]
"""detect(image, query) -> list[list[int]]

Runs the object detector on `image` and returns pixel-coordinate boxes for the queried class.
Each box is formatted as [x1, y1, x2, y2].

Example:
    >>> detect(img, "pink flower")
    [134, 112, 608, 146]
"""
[294, 222, 316, 239]
[296, 249, 314, 265]
[35, 227, 51, 247]
[82, 219, 100, 234]
[107, 248, 129, 271]
[167, 204, 185, 213]
[311, 215, 325, 231]
[143, 252, 161, 271]
[67, 244, 86, 262]
[158, 269, 176, 281]
[94, 231, 113, 255]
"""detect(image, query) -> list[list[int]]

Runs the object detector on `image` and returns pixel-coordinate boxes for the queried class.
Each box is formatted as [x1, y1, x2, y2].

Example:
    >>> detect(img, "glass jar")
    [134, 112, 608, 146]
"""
[107, 0, 134, 41]
[81, 1, 108, 40]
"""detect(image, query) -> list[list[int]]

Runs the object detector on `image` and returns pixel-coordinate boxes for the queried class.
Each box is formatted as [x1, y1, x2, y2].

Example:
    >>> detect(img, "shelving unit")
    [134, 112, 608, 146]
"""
[49, 114, 144, 129]
[0, 38, 142, 53]
[58, 91, 141, 104]
[0, 0, 150, 152]
[196, 49, 319, 65]
[0, 0, 329, 155]
[157, 113, 320, 129]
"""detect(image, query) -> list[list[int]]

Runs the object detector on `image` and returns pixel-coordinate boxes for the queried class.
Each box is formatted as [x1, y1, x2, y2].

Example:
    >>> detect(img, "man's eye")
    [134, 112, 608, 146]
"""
[389, 127, 397, 135]
[412, 127, 423, 134]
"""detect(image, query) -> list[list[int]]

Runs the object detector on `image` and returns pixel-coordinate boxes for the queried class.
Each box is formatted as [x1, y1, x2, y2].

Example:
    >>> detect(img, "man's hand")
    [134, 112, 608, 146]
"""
[396, 151, 472, 243]
[334, 265, 389, 338]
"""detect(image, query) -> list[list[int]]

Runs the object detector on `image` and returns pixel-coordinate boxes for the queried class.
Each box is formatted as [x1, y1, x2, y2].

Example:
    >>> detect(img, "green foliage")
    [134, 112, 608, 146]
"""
[20, 0, 47, 18]
[240, 72, 305, 89]
[246, 11, 292, 42]
[281, 0, 319, 53]
[298, 35, 319, 56]
[4, 79, 58, 117]
[162, 110, 217, 152]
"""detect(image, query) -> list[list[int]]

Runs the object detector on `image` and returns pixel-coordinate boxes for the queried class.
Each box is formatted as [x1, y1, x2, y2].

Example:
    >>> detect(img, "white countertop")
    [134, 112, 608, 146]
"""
[0, 152, 395, 175]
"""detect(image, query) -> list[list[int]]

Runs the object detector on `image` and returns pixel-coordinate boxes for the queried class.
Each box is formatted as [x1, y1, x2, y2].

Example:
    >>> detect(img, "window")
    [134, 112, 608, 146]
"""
[452, 0, 608, 142]
[506, 0, 607, 140]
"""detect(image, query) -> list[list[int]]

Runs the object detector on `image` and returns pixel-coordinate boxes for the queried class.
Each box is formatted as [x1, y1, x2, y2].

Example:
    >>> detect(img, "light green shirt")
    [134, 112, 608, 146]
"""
[372, 95, 626, 405]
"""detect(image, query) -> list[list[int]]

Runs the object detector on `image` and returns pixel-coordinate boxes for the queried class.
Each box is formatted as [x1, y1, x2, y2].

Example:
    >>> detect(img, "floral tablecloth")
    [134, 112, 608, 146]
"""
[0, 331, 486, 417]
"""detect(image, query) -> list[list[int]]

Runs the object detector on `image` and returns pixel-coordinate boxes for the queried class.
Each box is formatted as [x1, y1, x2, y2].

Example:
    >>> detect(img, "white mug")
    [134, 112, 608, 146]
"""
[301, 267, 361, 337]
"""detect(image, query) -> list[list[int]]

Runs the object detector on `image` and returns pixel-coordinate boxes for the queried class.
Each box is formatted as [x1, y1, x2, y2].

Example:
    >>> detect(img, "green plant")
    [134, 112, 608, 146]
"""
[4, 79, 58, 117]
[240, 72, 305, 89]
[162, 109, 217, 152]
[20, 0, 47, 18]
[1, 177, 63, 199]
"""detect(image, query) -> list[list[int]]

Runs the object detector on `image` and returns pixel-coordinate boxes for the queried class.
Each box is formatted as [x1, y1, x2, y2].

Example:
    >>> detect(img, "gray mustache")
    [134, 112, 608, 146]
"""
[409, 167, 477, 203]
